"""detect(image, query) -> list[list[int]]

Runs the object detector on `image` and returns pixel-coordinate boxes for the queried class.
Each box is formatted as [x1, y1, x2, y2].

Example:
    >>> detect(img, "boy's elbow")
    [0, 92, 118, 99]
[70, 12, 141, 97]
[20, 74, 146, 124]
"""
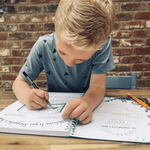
[12, 74, 22, 91]
[12, 77, 17, 92]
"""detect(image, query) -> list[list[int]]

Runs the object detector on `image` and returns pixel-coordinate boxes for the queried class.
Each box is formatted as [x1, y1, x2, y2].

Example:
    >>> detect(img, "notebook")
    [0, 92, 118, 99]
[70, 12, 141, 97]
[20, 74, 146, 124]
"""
[0, 92, 150, 143]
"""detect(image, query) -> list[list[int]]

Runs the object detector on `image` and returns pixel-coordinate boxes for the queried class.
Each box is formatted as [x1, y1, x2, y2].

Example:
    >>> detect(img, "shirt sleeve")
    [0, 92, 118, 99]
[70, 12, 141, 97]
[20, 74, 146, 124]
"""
[19, 37, 44, 81]
[91, 36, 115, 74]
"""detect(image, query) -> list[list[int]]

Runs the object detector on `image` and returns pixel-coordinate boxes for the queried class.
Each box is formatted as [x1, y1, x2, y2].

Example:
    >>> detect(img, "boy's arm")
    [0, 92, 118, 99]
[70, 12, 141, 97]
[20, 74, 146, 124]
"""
[12, 74, 49, 110]
[83, 73, 106, 110]
[62, 73, 106, 124]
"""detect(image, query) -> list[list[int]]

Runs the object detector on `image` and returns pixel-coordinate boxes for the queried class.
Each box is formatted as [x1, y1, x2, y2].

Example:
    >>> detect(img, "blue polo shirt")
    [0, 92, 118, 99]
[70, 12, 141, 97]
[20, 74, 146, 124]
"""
[19, 33, 115, 92]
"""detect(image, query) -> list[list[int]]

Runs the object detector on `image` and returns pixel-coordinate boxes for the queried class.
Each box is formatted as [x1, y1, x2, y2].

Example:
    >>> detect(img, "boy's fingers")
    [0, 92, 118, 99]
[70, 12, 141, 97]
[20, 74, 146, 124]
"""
[34, 89, 48, 99]
[62, 99, 80, 119]
[32, 89, 48, 106]
[27, 100, 42, 110]
[69, 104, 85, 119]
[34, 95, 47, 107]
[31, 101, 44, 109]
[76, 109, 91, 122]
[45, 92, 49, 100]
[80, 114, 93, 125]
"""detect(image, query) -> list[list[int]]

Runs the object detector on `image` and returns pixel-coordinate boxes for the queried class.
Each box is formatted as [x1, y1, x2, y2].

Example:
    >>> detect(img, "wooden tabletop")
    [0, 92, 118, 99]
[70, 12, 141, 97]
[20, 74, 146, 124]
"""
[0, 89, 150, 150]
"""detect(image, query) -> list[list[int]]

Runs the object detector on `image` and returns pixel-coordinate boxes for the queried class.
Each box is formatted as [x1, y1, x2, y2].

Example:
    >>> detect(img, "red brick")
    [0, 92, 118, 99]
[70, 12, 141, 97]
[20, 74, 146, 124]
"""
[12, 50, 30, 57]
[115, 13, 133, 21]
[0, 42, 7, 48]
[0, 24, 18, 32]
[135, 12, 150, 20]
[0, 81, 12, 88]
[133, 47, 150, 55]
[137, 72, 142, 79]
[113, 0, 133, 1]
[11, 66, 22, 73]
[37, 74, 46, 80]
[120, 56, 143, 63]
[132, 64, 150, 71]
[113, 22, 119, 30]
[135, 0, 150, 1]
[4, 0, 27, 4]
[18, 6, 41, 13]
[117, 72, 132, 76]
[19, 24, 42, 31]
[120, 21, 144, 29]
[31, 14, 53, 22]
[133, 30, 150, 37]
[1, 74, 17, 80]
[22, 41, 36, 49]
[5, 6, 16, 13]
[0, 49, 10, 56]
[114, 56, 119, 63]
[7, 41, 21, 49]
[44, 23, 55, 31]
[113, 64, 131, 71]
[143, 72, 150, 79]
[146, 21, 150, 28]
[37, 81, 47, 88]
[0, 33, 7, 40]
[18, 15, 31, 23]
[43, 5, 58, 13]
[113, 48, 132, 56]
[0, 58, 22, 65]
[146, 39, 150, 45]
[9, 33, 32, 40]
[23, 58, 27, 63]
[121, 3, 146, 11]
[137, 80, 150, 87]
[30, 0, 55, 4]
[114, 3, 120, 12]
[148, 3, 150, 10]
[145, 56, 150, 63]
[0, 16, 5, 23]
[32, 31, 53, 39]
[120, 39, 144, 47]
[111, 39, 119, 47]
[111, 30, 132, 38]
[0, 66, 9, 73]
[6, 16, 18, 23]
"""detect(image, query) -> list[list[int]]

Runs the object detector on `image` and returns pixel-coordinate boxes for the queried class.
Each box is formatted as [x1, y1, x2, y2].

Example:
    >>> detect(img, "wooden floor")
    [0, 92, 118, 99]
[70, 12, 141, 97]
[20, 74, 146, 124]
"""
[0, 89, 150, 150]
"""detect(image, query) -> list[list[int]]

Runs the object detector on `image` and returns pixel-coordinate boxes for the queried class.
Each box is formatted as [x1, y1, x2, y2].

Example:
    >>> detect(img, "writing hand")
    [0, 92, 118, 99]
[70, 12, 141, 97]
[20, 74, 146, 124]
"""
[26, 89, 49, 110]
[62, 98, 93, 124]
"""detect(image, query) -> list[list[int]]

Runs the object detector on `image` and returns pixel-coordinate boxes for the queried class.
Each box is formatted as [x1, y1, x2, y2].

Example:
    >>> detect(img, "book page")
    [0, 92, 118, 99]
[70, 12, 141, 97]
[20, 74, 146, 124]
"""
[72, 97, 150, 143]
[0, 92, 83, 136]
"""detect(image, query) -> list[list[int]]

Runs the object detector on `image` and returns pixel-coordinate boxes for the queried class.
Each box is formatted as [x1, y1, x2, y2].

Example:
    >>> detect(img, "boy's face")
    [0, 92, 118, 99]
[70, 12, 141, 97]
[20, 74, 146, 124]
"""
[56, 38, 96, 67]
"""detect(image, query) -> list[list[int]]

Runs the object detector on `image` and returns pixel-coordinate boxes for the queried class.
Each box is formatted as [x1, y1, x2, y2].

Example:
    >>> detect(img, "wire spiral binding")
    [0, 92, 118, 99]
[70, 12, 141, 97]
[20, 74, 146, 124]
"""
[70, 118, 78, 135]
[64, 118, 78, 135]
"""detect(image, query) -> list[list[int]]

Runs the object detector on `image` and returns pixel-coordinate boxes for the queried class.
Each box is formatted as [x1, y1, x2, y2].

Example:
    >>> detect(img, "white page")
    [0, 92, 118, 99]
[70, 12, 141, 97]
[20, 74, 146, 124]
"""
[0, 92, 83, 136]
[72, 97, 150, 143]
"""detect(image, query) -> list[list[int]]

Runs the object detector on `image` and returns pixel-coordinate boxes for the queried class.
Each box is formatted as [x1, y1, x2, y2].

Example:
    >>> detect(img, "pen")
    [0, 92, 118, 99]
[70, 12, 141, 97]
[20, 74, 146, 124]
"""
[22, 71, 54, 109]
[127, 93, 149, 108]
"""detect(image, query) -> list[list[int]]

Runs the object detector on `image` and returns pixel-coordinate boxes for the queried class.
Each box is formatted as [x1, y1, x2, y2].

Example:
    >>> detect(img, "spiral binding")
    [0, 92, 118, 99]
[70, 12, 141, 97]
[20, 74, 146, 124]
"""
[70, 118, 78, 135]
[64, 118, 78, 135]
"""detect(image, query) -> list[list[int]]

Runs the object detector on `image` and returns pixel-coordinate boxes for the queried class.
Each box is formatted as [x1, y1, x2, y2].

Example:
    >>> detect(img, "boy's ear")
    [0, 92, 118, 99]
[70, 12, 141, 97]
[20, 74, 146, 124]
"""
[52, 16, 55, 24]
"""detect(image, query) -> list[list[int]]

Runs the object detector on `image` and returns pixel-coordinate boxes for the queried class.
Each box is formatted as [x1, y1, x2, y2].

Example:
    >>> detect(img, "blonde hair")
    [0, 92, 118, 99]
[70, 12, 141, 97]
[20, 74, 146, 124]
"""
[55, 0, 115, 51]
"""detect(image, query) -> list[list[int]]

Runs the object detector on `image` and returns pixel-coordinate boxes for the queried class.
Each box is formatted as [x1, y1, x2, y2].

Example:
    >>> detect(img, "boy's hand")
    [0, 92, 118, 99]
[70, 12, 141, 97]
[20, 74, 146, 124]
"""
[25, 89, 49, 110]
[62, 98, 93, 124]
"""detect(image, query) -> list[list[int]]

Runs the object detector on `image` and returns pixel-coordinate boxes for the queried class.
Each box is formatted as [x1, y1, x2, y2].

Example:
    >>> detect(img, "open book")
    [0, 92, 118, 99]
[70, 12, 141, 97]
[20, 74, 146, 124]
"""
[0, 92, 150, 143]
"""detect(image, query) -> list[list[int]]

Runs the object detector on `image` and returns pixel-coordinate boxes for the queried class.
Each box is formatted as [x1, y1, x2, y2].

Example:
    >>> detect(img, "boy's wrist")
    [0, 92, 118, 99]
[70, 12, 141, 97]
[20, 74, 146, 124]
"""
[83, 86, 105, 111]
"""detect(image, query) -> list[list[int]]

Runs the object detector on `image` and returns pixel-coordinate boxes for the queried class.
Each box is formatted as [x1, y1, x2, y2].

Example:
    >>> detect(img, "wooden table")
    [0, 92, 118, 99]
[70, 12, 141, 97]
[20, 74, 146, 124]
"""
[0, 89, 150, 150]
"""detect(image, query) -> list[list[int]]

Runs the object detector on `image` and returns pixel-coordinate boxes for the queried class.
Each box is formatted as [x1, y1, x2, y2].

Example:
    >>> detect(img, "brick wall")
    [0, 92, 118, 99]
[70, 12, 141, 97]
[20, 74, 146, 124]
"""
[0, 0, 150, 90]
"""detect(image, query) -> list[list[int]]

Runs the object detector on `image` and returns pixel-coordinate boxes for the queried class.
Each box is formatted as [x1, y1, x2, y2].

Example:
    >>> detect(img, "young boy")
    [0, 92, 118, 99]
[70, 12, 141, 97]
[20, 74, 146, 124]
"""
[12, 0, 115, 124]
